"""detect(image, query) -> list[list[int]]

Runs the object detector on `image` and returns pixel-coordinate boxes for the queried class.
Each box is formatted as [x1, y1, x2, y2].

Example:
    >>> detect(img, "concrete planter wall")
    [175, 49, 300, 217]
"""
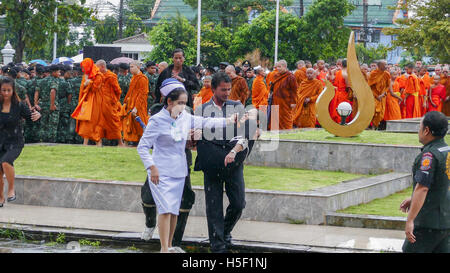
[246, 139, 420, 174]
[8, 172, 411, 225]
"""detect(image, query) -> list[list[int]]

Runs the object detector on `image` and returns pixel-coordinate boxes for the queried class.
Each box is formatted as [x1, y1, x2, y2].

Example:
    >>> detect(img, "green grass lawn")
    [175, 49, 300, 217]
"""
[262, 129, 450, 146]
[338, 186, 413, 217]
[15, 145, 364, 193]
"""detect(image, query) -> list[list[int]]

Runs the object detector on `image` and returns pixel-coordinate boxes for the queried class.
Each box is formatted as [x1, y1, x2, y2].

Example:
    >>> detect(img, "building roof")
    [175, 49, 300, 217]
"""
[113, 33, 150, 44]
[149, 0, 404, 28]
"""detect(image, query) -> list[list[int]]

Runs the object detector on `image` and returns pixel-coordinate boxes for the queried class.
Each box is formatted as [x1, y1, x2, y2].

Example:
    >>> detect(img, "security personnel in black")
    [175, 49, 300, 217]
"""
[401, 111, 450, 253]
[140, 103, 196, 247]
[194, 72, 257, 253]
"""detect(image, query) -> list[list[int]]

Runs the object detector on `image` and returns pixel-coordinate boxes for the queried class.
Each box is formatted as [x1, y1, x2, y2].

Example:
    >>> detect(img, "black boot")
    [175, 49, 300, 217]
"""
[172, 211, 190, 247]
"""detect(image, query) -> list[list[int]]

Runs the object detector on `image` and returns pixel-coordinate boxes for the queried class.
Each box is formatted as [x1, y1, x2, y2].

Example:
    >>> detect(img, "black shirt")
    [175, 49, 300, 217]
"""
[0, 101, 33, 149]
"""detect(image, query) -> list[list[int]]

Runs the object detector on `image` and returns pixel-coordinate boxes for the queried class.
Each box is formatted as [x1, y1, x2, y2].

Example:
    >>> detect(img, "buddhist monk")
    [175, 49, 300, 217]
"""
[268, 60, 298, 130]
[368, 60, 391, 129]
[402, 63, 422, 119]
[428, 75, 446, 112]
[316, 60, 327, 86]
[96, 60, 124, 147]
[294, 60, 307, 86]
[293, 68, 323, 128]
[330, 59, 350, 124]
[441, 66, 450, 116]
[384, 69, 403, 121]
[251, 66, 269, 110]
[71, 58, 104, 146]
[193, 76, 213, 110]
[121, 61, 149, 145]
[266, 67, 277, 88]
[225, 65, 249, 105]
[418, 67, 431, 115]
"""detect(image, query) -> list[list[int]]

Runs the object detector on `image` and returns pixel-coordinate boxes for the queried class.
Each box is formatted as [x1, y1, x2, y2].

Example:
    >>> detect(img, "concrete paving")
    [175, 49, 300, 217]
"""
[0, 203, 407, 253]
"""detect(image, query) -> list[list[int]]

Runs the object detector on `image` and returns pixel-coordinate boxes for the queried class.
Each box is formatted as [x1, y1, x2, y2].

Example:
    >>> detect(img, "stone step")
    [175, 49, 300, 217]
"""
[325, 212, 406, 230]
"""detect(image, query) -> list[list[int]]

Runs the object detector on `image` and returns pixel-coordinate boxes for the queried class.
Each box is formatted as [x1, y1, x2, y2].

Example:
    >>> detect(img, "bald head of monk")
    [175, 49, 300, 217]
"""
[275, 60, 288, 74]
[225, 65, 237, 79]
[296, 60, 305, 70]
[317, 60, 325, 71]
[96, 59, 107, 73]
[377, 60, 387, 71]
[433, 75, 441, 85]
[306, 68, 316, 81]
[361, 64, 369, 74]
[158, 62, 168, 73]
[130, 61, 142, 75]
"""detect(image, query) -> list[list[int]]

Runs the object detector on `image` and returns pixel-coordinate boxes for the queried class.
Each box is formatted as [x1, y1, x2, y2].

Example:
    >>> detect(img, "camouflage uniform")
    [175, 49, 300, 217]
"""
[56, 78, 73, 143]
[144, 72, 159, 109]
[36, 77, 60, 143]
[16, 78, 36, 143]
[118, 73, 131, 104]
[68, 76, 83, 144]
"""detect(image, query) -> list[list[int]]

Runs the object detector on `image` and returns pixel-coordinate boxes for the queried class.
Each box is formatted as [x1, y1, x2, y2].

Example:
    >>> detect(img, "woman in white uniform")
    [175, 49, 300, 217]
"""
[137, 78, 236, 253]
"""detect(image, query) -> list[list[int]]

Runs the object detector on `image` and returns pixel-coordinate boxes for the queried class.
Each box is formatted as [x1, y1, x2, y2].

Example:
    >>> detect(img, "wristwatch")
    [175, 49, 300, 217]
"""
[230, 150, 237, 155]
[181, 78, 186, 83]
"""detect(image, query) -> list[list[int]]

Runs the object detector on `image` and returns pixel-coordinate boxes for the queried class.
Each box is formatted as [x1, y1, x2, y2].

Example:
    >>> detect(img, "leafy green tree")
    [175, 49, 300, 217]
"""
[125, 0, 155, 20]
[147, 14, 197, 64]
[230, 10, 303, 68]
[198, 22, 232, 67]
[94, 16, 119, 44]
[183, 0, 292, 28]
[355, 43, 389, 65]
[299, 0, 355, 62]
[0, 0, 92, 63]
[123, 13, 147, 38]
[383, 0, 449, 63]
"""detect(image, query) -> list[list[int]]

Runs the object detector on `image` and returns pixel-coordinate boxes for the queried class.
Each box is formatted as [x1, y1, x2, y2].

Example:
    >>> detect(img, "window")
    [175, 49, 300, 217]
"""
[371, 30, 380, 43]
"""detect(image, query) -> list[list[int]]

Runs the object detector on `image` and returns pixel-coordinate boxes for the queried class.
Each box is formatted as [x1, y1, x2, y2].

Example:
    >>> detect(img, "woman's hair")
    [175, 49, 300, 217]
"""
[422, 111, 448, 138]
[163, 87, 187, 106]
[0, 76, 20, 104]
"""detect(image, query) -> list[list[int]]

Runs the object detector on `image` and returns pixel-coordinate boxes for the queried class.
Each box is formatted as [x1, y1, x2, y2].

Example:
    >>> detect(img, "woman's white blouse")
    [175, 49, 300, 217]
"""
[137, 107, 226, 178]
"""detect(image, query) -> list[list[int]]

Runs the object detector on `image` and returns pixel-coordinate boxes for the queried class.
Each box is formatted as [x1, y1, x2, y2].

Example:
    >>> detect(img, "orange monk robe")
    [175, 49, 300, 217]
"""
[330, 70, 350, 123]
[384, 80, 402, 121]
[269, 71, 298, 130]
[98, 70, 123, 140]
[121, 73, 149, 142]
[294, 67, 307, 86]
[229, 76, 249, 105]
[193, 86, 213, 110]
[418, 76, 430, 116]
[350, 69, 368, 119]
[316, 70, 327, 86]
[72, 59, 104, 142]
[266, 69, 277, 88]
[293, 78, 323, 128]
[440, 74, 450, 116]
[395, 74, 408, 118]
[368, 69, 391, 127]
[252, 74, 269, 110]
[403, 73, 422, 119]
[428, 84, 446, 112]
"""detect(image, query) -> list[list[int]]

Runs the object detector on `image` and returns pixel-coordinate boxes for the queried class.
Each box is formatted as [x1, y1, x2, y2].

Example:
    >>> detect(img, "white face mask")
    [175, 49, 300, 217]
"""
[171, 104, 185, 119]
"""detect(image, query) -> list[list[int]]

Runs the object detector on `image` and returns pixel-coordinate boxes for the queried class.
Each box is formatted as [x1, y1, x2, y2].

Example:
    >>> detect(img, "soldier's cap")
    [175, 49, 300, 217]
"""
[49, 65, 60, 72]
[64, 65, 73, 72]
[23, 69, 31, 76]
[36, 66, 45, 74]
[119, 63, 129, 70]
[206, 66, 216, 73]
[219, 62, 229, 67]
[5, 66, 18, 78]
[43, 66, 50, 73]
[146, 61, 156, 67]
[106, 63, 116, 71]
[242, 60, 251, 67]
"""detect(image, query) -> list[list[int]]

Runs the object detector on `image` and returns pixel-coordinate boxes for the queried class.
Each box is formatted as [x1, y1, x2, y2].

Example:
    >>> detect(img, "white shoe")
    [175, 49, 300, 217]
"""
[168, 247, 185, 253]
[141, 227, 155, 241]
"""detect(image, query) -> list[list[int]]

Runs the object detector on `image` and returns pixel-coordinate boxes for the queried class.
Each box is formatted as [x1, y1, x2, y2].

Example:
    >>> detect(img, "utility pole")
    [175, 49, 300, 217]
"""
[299, 0, 304, 17]
[53, 6, 58, 61]
[362, 0, 368, 47]
[118, 0, 124, 39]
[274, 0, 279, 64]
[196, 0, 201, 65]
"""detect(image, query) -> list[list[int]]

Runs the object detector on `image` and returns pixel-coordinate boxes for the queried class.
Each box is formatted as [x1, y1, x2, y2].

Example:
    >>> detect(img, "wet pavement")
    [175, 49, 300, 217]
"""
[0, 204, 407, 253]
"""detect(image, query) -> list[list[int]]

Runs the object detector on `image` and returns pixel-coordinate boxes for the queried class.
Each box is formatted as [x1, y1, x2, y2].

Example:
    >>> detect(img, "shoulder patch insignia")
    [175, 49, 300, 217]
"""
[420, 152, 433, 171]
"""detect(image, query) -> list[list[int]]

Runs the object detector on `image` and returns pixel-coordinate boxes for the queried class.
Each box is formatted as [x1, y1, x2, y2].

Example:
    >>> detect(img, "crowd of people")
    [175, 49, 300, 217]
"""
[1, 49, 449, 253]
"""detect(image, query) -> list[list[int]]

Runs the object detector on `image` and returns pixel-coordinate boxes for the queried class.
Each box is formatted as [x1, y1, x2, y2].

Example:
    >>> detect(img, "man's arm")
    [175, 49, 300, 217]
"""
[405, 183, 429, 243]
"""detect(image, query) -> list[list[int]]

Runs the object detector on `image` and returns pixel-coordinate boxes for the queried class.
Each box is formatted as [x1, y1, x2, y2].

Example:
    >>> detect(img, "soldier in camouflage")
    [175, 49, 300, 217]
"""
[56, 65, 73, 143]
[144, 61, 158, 110]
[118, 63, 131, 104]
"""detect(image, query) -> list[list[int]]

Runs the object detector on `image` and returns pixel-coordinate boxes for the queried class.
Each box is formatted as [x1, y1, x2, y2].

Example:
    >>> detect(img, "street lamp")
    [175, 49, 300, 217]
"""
[337, 102, 352, 125]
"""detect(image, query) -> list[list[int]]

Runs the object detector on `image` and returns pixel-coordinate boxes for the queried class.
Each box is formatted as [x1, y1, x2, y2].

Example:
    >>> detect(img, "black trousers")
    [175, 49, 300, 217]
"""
[402, 228, 450, 253]
[203, 164, 246, 253]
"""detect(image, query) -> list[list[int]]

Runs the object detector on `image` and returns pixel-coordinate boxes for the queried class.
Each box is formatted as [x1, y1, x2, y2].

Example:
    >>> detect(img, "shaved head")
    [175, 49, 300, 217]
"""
[306, 68, 315, 80]
[275, 60, 288, 74]
[96, 59, 107, 73]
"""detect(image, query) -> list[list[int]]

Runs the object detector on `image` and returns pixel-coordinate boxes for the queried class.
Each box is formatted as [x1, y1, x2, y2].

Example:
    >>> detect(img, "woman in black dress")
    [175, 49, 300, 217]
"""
[0, 77, 41, 207]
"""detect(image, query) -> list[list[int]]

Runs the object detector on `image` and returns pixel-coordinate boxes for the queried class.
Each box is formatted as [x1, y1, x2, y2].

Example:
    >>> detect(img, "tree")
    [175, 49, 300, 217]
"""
[230, 10, 304, 68]
[299, 0, 355, 62]
[147, 13, 197, 64]
[123, 13, 147, 38]
[0, 0, 92, 62]
[198, 22, 232, 67]
[125, 0, 155, 20]
[183, 0, 292, 28]
[383, 0, 449, 63]
[94, 16, 119, 44]
[356, 43, 389, 65]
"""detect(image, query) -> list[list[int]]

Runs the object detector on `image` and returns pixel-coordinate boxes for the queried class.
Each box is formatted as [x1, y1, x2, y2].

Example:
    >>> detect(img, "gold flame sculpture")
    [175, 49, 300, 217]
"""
[315, 31, 375, 137]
